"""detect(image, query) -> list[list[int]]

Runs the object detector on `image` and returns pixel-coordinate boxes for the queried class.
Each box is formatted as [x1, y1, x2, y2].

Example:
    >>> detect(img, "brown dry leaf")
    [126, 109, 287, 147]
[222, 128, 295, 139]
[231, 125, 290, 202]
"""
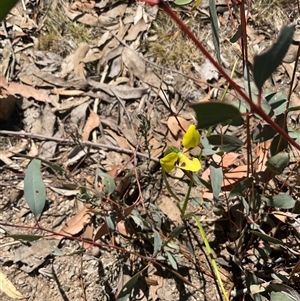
[52, 96, 90, 112]
[52, 89, 85, 96]
[58, 205, 92, 236]
[87, 78, 148, 99]
[272, 211, 289, 223]
[107, 165, 119, 178]
[222, 165, 248, 188]
[64, 7, 99, 26]
[149, 137, 165, 158]
[73, 43, 90, 79]
[19, 73, 53, 88]
[221, 153, 240, 168]
[0, 270, 24, 299]
[253, 140, 270, 173]
[70, 0, 96, 13]
[122, 47, 162, 88]
[82, 109, 100, 140]
[105, 129, 132, 150]
[116, 221, 135, 238]
[0, 76, 51, 103]
[167, 116, 190, 137]
[125, 18, 147, 41]
[83, 223, 94, 249]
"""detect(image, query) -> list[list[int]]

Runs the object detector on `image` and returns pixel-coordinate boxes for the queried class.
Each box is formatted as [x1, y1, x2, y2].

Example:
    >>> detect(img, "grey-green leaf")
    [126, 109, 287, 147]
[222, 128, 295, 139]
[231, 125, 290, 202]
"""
[95, 168, 115, 196]
[24, 159, 46, 217]
[209, 0, 221, 63]
[265, 151, 289, 174]
[117, 267, 147, 301]
[229, 177, 253, 199]
[167, 251, 178, 270]
[207, 134, 243, 152]
[210, 162, 223, 202]
[253, 25, 295, 90]
[250, 230, 283, 245]
[191, 102, 244, 128]
[265, 194, 295, 209]
[153, 230, 162, 256]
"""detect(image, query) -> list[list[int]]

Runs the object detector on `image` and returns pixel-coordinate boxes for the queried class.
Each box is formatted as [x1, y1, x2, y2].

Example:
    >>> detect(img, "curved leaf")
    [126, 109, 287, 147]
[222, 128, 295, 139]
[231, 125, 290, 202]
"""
[117, 266, 147, 301]
[207, 134, 243, 152]
[266, 151, 289, 174]
[209, 0, 220, 62]
[265, 195, 295, 210]
[253, 25, 295, 89]
[190, 102, 243, 128]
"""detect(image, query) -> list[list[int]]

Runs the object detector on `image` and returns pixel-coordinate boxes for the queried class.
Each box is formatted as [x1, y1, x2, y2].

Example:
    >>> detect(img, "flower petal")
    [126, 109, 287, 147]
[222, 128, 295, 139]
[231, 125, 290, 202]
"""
[178, 153, 201, 172]
[160, 152, 179, 173]
[182, 125, 200, 149]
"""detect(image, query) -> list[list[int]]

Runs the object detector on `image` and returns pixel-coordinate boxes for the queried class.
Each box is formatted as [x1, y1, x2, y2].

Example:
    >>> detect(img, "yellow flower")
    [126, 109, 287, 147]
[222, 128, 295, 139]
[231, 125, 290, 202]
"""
[160, 150, 201, 173]
[182, 125, 200, 149]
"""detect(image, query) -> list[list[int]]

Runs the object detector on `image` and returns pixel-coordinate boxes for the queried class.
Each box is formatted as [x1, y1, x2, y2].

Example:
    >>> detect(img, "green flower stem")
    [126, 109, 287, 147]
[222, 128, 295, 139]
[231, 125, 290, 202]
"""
[193, 215, 229, 301]
[181, 180, 193, 217]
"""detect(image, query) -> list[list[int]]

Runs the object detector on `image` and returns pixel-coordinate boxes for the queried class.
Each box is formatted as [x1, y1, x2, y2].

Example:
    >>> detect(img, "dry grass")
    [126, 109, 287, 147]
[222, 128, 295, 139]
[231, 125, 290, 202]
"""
[37, 0, 92, 56]
[143, 10, 205, 72]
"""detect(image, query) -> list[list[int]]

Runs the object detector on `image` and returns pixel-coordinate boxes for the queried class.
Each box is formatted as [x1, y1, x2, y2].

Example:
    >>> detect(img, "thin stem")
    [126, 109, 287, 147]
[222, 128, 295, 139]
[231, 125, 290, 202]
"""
[181, 180, 193, 217]
[0, 130, 159, 162]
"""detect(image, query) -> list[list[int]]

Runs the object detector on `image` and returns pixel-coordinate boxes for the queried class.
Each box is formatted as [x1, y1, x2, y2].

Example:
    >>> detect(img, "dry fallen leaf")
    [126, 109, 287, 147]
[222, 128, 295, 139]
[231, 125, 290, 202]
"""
[58, 205, 92, 237]
[0, 270, 24, 299]
[167, 116, 191, 137]
[0, 76, 51, 103]
[82, 109, 100, 141]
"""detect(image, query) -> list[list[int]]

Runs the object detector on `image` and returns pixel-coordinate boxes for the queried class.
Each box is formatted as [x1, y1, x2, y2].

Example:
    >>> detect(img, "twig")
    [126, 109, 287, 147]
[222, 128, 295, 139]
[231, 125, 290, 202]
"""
[1, 21, 16, 78]
[0, 130, 159, 162]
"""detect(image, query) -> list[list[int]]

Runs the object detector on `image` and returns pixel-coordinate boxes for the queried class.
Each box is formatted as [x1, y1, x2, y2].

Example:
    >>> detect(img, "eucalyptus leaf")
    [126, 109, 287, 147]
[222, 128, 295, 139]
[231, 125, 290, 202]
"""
[191, 102, 244, 128]
[266, 151, 289, 174]
[169, 225, 185, 239]
[265, 194, 295, 209]
[9, 235, 42, 242]
[207, 134, 243, 152]
[0, 0, 19, 21]
[174, 0, 193, 4]
[95, 168, 115, 196]
[253, 25, 295, 89]
[210, 162, 223, 202]
[268, 283, 300, 301]
[266, 91, 288, 116]
[117, 266, 147, 301]
[24, 159, 46, 217]
[230, 25, 242, 43]
[229, 177, 253, 199]
[153, 230, 162, 255]
[250, 230, 283, 245]
[167, 251, 178, 270]
[209, 0, 221, 63]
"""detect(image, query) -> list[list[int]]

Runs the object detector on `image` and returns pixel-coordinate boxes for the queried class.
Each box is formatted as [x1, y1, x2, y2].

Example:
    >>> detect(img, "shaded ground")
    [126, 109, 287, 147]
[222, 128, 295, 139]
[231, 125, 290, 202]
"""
[0, 0, 300, 301]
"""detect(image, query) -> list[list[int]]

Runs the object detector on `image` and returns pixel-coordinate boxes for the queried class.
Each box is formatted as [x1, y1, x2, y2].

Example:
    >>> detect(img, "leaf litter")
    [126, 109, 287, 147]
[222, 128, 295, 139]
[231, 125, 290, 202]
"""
[0, 0, 300, 300]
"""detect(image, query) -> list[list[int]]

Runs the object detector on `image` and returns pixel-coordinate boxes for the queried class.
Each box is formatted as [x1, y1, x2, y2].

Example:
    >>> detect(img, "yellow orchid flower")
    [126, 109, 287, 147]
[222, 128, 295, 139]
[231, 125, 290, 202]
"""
[160, 147, 201, 173]
[182, 125, 200, 149]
